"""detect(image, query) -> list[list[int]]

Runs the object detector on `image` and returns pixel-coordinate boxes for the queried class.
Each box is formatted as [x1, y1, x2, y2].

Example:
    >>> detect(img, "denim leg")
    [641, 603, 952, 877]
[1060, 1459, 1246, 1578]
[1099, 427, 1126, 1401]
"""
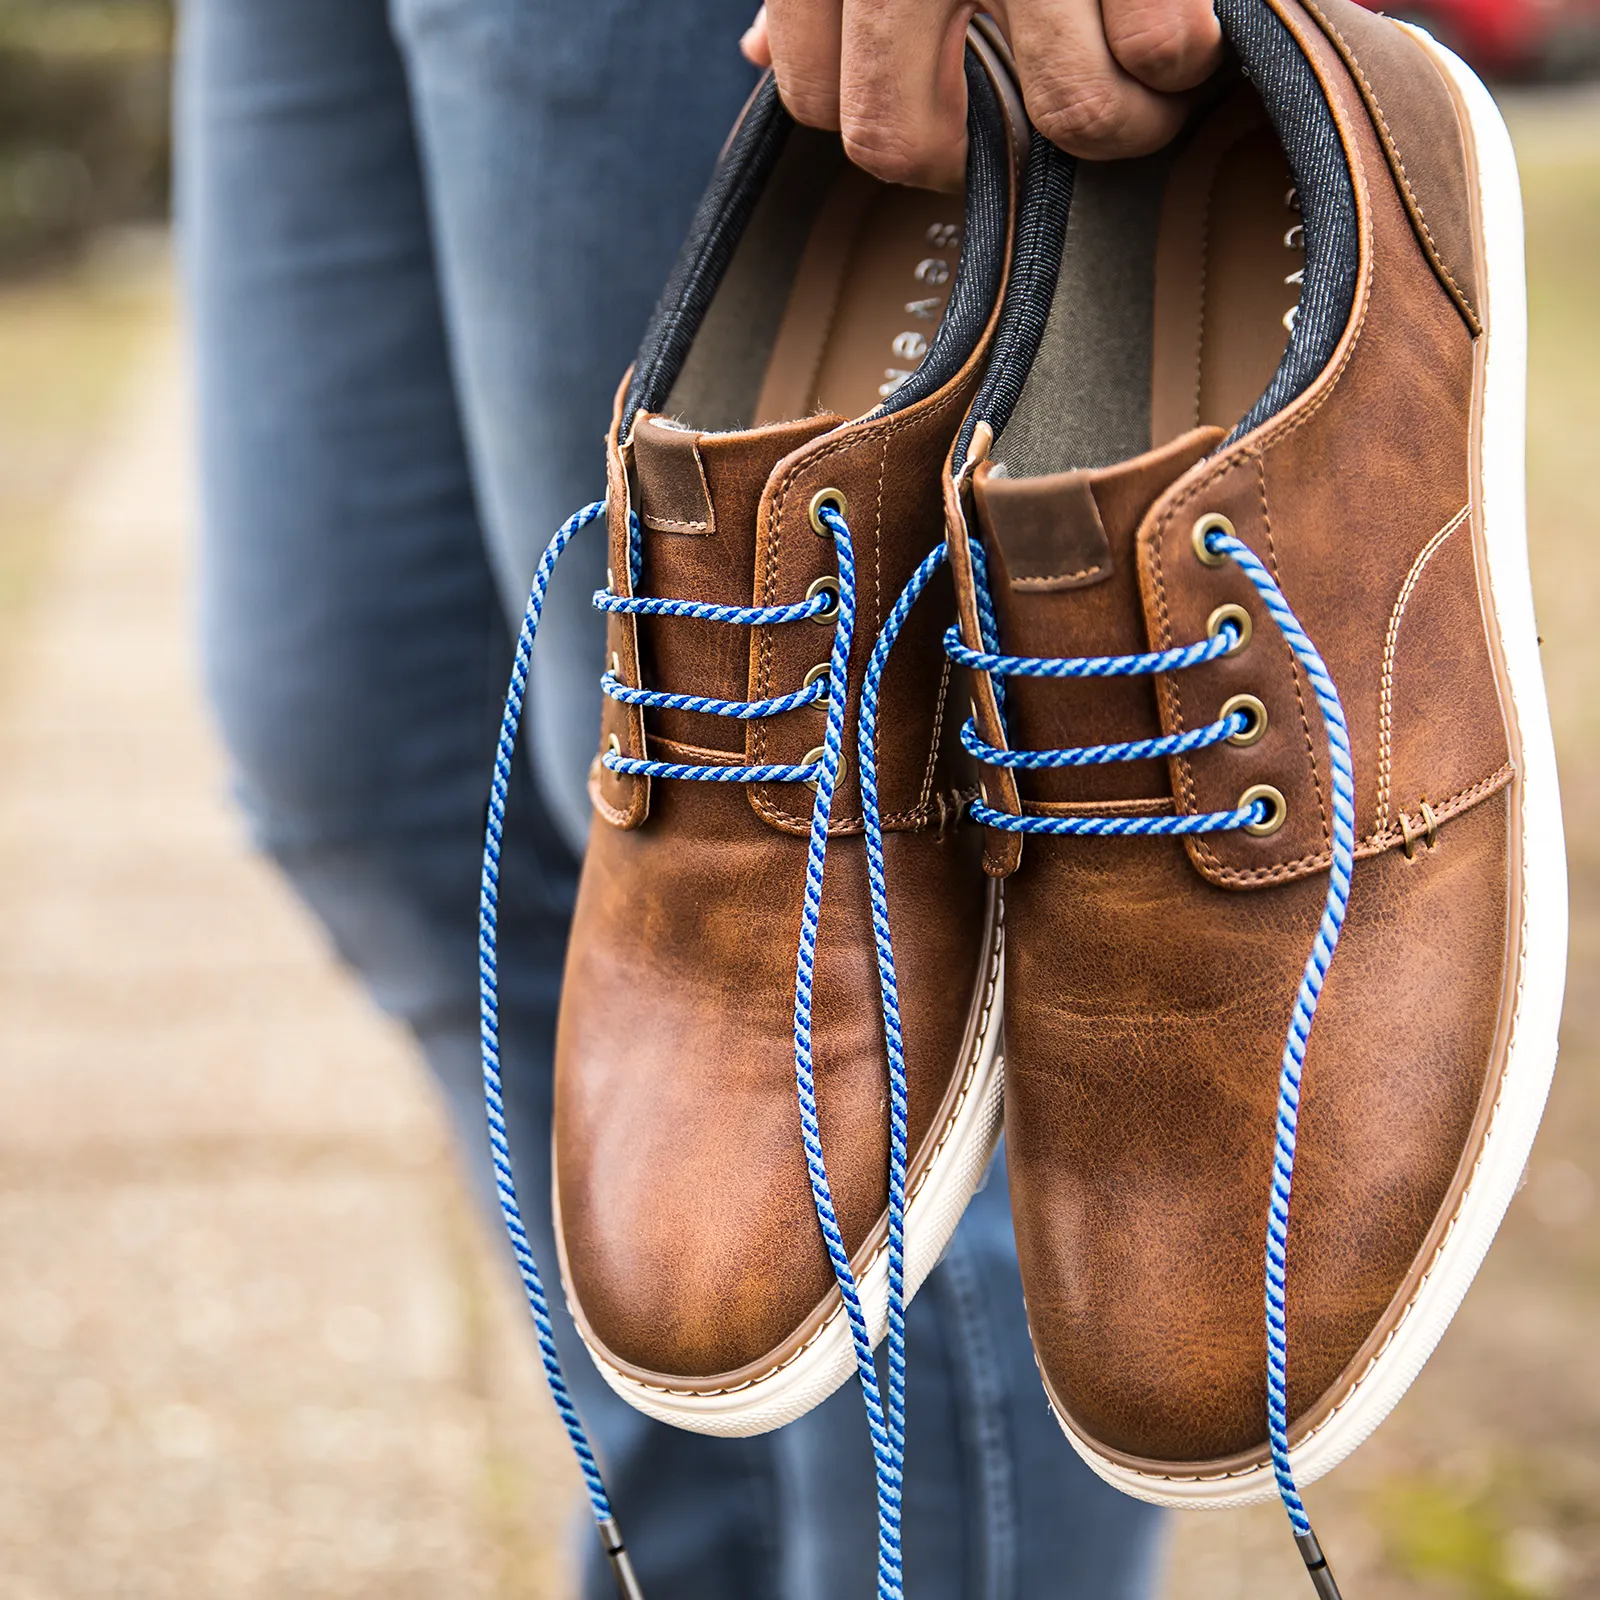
[176, 4, 780, 1596]
[387, 0, 764, 855]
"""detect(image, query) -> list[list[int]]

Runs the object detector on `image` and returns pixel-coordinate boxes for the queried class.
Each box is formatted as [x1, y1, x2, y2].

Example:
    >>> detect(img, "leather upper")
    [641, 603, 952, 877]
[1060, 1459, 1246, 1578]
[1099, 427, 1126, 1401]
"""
[950, 0, 1521, 1468]
[556, 41, 1025, 1385]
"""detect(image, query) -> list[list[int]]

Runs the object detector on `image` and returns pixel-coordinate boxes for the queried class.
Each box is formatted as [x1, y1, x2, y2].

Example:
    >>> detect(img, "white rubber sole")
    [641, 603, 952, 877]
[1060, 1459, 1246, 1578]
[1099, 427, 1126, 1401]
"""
[1066, 30, 1569, 1510]
[578, 888, 1006, 1437]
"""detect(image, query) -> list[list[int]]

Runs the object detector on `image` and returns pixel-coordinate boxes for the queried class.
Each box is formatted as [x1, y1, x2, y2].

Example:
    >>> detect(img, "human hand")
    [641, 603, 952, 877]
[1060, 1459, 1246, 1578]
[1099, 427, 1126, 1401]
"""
[740, 0, 1224, 190]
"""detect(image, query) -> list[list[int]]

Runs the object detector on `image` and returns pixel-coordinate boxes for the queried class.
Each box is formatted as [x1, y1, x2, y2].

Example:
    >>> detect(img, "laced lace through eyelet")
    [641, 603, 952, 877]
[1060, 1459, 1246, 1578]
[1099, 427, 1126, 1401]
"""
[1209, 603, 1252, 655]
[807, 574, 842, 624]
[1221, 692, 1269, 747]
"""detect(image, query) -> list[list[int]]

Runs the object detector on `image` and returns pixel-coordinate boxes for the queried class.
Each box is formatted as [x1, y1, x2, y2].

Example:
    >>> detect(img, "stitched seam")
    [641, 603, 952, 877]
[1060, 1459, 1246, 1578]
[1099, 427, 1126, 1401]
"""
[1012, 563, 1107, 588]
[1375, 503, 1471, 834]
[751, 383, 968, 832]
[1026, 795, 1174, 818]
[588, 895, 1004, 1398]
[1148, 503, 1202, 839]
[1299, 0, 1482, 335]
[1196, 761, 1512, 884]
[644, 515, 710, 533]
[1267, 456, 1330, 851]
[918, 655, 955, 817]
[605, 482, 649, 827]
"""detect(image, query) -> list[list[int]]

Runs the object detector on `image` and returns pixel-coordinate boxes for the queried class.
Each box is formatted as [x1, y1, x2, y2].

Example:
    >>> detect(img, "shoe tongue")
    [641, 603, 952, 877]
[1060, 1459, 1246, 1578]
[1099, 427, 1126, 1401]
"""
[629, 411, 845, 753]
[971, 426, 1223, 806]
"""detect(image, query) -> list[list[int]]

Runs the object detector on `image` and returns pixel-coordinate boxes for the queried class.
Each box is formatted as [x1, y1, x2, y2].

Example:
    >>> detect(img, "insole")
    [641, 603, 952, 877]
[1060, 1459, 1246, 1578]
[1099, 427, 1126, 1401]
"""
[752, 167, 967, 425]
[1150, 88, 1304, 447]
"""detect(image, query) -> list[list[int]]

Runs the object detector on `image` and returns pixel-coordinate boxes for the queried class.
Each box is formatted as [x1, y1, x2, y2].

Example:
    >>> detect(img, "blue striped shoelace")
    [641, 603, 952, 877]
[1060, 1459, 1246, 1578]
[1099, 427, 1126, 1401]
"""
[951, 523, 1354, 1597]
[481, 494, 948, 1600]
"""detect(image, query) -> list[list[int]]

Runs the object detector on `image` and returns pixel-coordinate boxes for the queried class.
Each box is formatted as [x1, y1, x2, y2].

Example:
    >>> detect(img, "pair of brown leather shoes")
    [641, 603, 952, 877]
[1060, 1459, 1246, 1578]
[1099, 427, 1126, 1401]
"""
[490, 0, 1565, 1583]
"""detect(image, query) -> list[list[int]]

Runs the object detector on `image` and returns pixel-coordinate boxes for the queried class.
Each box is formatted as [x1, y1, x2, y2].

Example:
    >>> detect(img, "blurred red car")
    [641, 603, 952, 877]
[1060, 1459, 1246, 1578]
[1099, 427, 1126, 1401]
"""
[1358, 0, 1600, 76]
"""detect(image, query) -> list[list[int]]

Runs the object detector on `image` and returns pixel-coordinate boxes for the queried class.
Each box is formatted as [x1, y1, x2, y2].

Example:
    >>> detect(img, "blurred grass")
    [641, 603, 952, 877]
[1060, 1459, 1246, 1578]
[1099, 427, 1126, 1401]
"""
[0, 0, 172, 273]
[0, 238, 170, 632]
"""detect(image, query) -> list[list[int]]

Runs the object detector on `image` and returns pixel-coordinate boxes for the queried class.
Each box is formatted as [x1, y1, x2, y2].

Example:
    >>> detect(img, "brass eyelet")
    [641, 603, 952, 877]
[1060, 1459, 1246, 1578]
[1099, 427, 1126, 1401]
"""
[808, 488, 848, 537]
[1192, 512, 1235, 567]
[1207, 603, 1252, 656]
[609, 652, 621, 677]
[807, 575, 842, 623]
[1240, 783, 1287, 836]
[1220, 693, 1268, 747]
[605, 733, 622, 761]
[802, 744, 832, 791]
[803, 663, 831, 691]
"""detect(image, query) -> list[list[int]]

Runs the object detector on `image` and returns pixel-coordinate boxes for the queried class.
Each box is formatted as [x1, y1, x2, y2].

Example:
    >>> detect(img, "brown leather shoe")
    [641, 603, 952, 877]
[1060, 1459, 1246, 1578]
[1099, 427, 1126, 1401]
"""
[550, 34, 1030, 1435]
[944, 0, 1566, 1519]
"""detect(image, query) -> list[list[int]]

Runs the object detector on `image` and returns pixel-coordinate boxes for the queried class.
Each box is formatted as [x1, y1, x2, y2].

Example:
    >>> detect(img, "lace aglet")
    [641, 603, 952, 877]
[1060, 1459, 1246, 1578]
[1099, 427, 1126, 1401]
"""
[599, 1517, 645, 1600]
[1294, 1526, 1344, 1599]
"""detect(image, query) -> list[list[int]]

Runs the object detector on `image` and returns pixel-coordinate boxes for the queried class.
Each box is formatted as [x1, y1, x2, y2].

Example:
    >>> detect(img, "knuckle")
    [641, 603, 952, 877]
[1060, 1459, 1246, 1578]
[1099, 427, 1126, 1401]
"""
[774, 64, 841, 128]
[840, 114, 935, 187]
[1026, 76, 1138, 156]
[1107, 3, 1221, 87]
[1113, 20, 1193, 79]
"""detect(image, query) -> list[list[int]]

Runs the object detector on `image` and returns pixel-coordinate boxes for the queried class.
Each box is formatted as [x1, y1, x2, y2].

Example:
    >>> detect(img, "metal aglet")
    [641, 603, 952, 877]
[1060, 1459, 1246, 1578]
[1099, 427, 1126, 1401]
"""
[597, 1517, 645, 1600]
[1295, 1526, 1344, 1599]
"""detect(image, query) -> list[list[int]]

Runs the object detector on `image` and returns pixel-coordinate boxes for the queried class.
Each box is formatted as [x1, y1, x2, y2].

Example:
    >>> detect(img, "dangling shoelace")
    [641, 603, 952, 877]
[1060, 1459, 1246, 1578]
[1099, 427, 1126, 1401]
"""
[481, 495, 949, 1600]
[949, 524, 1355, 1600]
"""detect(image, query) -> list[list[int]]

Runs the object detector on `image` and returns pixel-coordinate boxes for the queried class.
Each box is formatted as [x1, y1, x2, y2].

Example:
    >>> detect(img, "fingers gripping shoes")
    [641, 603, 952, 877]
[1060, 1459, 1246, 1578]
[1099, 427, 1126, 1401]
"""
[944, 0, 1565, 1583]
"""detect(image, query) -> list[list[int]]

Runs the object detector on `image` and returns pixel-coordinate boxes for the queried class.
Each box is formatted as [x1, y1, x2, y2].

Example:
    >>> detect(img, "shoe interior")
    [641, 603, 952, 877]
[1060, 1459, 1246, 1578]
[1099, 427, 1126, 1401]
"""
[666, 128, 970, 431]
[990, 79, 1307, 480]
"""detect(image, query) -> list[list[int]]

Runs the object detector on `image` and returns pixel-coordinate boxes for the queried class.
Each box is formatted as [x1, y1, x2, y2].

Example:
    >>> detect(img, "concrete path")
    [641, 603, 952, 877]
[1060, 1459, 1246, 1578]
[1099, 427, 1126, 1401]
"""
[0, 330, 575, 1597]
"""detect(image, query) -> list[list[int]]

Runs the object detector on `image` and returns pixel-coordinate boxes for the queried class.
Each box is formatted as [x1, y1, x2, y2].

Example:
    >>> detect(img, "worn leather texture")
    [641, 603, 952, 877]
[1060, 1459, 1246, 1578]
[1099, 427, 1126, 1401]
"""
[555, 38, 1022, 1388]
[951, 0, 1522, 1470]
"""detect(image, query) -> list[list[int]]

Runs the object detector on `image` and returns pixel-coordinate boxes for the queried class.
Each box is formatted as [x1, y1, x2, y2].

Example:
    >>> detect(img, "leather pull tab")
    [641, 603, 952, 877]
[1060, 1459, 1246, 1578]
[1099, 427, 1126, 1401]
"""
[633, 415, 716, 535]
[974, 465, 1113, 592]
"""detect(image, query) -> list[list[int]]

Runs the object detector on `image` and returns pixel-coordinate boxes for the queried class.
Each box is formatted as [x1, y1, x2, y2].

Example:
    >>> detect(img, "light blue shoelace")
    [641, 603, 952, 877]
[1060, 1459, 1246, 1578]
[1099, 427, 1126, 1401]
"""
[953, 525, 1355, 1591]
[481, 496, 942, 1600]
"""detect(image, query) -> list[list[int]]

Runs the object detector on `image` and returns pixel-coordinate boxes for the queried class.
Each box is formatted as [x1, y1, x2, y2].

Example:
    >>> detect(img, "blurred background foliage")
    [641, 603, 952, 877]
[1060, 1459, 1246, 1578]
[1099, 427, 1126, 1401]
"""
[0, 0, 172, 275]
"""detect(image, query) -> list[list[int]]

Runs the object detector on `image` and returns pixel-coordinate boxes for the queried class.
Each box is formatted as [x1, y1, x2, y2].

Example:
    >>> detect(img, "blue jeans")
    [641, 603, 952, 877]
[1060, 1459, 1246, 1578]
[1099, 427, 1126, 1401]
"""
[175, 2, 1166, 1594]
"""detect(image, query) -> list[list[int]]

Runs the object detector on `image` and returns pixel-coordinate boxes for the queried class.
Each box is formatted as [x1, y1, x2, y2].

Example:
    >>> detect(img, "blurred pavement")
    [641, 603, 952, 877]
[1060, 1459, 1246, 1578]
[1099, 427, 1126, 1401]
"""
[0, 305, 576, 1596]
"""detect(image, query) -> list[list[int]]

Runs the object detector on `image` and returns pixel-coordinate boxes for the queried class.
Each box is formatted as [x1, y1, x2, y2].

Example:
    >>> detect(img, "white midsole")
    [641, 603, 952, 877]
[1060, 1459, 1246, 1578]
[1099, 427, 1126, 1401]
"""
[1067, 29, 1569, 1509]
[578, 888, 1006, 1438]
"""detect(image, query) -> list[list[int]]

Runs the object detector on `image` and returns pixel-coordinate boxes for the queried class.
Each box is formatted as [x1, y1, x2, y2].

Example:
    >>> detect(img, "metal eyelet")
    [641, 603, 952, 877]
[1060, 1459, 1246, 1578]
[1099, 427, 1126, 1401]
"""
[609, 651, 621, 677]
[1240, 783, 1287, 836]
[1192, 513, 1235, 567]
[802, 744, 832, 791]
[803, 663, 831, 691]
[809, 488, 848, 537]
[1220, 693, 1268, 747]
[807, 575, 842, 623]
[1207, 603, 1252, 656]
[605, 733, 622, 762]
